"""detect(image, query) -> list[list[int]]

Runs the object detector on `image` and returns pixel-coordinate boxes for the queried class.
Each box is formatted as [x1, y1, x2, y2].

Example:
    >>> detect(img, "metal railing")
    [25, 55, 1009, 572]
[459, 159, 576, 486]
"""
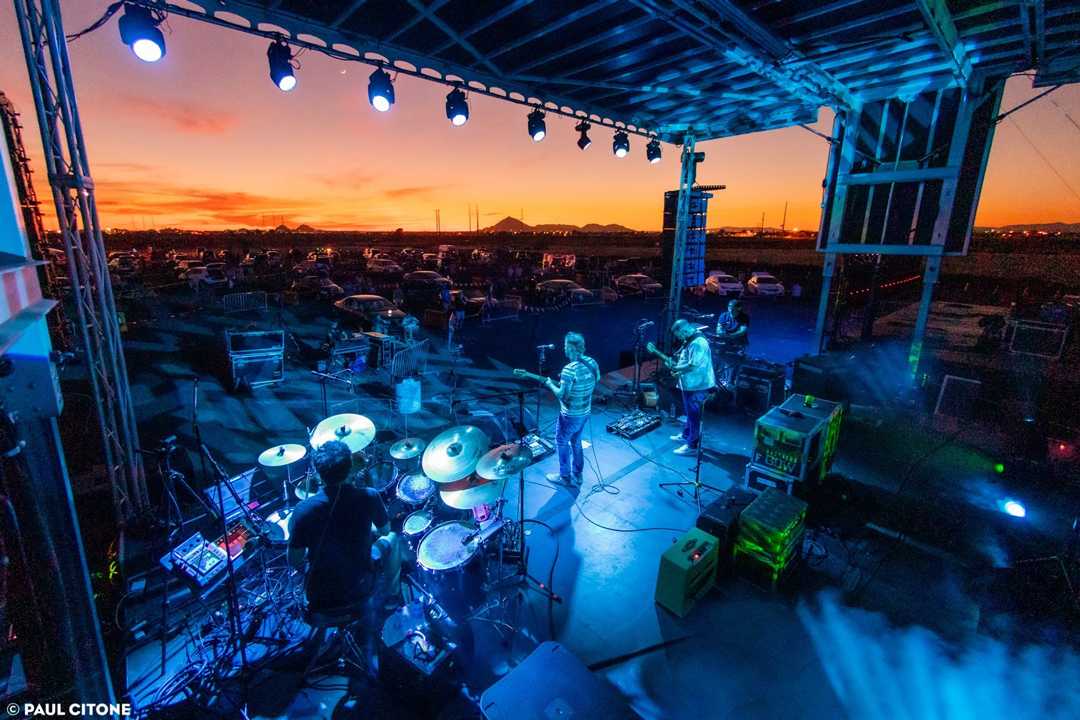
[223, 290, 268, 314]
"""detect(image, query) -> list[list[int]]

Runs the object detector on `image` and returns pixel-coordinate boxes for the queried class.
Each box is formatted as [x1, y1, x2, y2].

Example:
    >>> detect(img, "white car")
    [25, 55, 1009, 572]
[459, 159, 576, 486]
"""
[182, 266, 229, 289]
[614, 274, 663, 296]
[705, 272, 744, 296]
[746, 272, 785, 296]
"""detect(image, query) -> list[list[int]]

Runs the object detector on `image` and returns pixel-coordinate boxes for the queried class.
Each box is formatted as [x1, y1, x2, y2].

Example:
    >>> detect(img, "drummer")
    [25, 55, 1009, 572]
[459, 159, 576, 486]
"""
[288, 440, 399, 620]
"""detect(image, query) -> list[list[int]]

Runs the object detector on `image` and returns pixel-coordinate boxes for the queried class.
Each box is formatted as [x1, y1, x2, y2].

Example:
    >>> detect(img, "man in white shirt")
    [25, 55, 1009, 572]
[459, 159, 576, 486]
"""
[665, 319, 715, 455]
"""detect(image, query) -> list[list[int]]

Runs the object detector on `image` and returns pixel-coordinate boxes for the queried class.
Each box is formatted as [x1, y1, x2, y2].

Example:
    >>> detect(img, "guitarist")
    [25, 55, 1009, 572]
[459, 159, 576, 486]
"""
[515, 332, 599, 485]
[652, 319, 714, 456]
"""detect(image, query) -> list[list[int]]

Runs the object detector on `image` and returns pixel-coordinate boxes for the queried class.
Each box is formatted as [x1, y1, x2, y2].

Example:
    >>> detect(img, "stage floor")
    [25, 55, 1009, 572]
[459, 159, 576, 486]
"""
[117, 293, 1080, 719]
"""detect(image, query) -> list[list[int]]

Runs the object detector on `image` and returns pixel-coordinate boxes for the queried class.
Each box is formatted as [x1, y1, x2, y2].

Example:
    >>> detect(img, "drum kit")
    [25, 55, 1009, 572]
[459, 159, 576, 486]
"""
[255, 413, 534, 619]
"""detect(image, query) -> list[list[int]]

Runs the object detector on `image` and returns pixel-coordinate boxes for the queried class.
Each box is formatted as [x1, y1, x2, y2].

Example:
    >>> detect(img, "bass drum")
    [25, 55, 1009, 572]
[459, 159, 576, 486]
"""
[415, 521, 486, 617]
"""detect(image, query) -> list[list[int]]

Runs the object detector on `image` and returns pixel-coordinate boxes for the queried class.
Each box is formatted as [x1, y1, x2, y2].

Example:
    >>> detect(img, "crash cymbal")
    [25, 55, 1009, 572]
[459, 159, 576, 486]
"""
[438, 474, 507, 510]
[476, 443, 532, 480]
[389, 437, 426, 461]
[310, 413, 376, 454]
[258, 444, 307, 469]
[422, 425, 490, 483]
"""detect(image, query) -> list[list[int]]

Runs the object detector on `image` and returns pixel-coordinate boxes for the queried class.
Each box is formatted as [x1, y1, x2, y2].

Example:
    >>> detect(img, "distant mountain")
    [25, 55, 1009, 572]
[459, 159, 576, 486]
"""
[484, 216, 637, 233]
[975, 222, 1080, 233]
[272, 223, 290, 232]
[295, 224, 317, 233]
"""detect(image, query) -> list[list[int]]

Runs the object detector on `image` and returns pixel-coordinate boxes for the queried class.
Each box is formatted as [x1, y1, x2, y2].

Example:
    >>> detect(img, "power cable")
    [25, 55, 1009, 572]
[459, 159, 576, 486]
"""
[1007, 116, 1080, 206]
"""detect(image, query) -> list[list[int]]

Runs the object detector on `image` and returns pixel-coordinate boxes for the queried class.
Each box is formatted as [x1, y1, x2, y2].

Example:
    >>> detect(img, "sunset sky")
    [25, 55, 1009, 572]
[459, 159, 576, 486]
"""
[1, 2, 1078, 232]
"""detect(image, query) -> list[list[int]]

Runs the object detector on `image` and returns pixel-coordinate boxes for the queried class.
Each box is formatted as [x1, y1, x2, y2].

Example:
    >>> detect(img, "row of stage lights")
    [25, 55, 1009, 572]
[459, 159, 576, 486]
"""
[117, 4, 662, 163]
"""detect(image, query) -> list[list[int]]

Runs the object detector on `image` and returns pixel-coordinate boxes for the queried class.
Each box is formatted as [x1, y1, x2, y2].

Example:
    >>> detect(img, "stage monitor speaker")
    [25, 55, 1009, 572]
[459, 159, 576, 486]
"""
[697, 487, 757, 579]
[481, 642, 640, 720]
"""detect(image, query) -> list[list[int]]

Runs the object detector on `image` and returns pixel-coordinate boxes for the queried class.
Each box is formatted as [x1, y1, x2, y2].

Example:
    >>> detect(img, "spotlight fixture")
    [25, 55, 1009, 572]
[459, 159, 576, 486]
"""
[445, 87, 469, 126]
[575, 121, 592, 150]
[646, 138, 662, 163]
[527, 109, 546, 142]
[118, 4, 165, 63]
[613, 130, 630, 158]
[267, 41, 296, 92]
[1001, 499, 1026, 518]
[368, 67, 395, 112]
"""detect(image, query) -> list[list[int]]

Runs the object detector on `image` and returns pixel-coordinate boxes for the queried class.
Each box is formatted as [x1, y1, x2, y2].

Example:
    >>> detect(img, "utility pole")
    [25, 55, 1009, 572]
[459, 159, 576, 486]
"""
[781, 201, 788, 234]
[435, 208, 441, 235]
[476, 205, 480, 234]
[467, 204, 472, 232]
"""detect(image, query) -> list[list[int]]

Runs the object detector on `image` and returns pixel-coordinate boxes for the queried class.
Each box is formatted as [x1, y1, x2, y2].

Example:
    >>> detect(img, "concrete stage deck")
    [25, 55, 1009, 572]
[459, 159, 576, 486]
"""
[118, 293, 1080, 719]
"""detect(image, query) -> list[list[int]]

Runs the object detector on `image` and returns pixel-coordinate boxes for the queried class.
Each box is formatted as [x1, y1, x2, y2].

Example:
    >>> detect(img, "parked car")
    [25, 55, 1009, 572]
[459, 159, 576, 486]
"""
[174, 258, 203, 278]
[614, 273, 663, 296]
[746, 272, 785, 296]
[333, 294, 407, 330]
[366, 257, 403, 275]
[535, 279, 593, 304]
[402, 270, 450, 288]
[290, 260, 330, 278]
[108, 254, 140, 275]
[292, 275, 344, 300]
[705, 272, 744, 296]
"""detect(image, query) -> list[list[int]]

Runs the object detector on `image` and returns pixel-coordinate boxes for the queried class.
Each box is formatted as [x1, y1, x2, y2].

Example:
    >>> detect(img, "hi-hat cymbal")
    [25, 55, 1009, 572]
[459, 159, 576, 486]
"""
[258, 444, 307, 469]
[389, 437, 426, 460]
[476, 443, 532, 480]
[310, 413, 376, 454]
[438, 475, 507, 510]
[422, 425, 490, 483]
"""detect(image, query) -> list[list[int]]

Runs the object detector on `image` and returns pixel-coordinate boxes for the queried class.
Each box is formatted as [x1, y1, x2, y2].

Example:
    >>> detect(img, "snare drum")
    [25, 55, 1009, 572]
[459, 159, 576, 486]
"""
[396, 472, 436, 507]
[260, 509, 293, 546]
[366, 461, 399, 497]
[401, 508, 435, 555]
[415, 521, 485, 615]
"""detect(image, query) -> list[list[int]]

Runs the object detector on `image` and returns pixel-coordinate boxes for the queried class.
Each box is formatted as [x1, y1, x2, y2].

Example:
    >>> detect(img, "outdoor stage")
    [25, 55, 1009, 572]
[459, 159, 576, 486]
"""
[111, 292, 1078, 719]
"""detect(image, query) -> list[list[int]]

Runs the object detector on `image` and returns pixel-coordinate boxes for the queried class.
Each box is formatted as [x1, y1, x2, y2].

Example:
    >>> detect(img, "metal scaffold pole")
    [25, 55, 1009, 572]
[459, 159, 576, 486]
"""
[663, 134, 698, 350]
[13, 0, 147, 519]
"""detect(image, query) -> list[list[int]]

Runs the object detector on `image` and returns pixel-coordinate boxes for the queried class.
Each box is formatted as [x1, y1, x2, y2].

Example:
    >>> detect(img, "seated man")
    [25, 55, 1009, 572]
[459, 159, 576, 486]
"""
[288, 440, 390, 613]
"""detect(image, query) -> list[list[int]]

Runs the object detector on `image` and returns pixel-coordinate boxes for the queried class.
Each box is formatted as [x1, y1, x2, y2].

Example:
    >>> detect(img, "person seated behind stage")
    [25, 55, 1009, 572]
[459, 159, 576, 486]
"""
[287, 440, 391, 613]
[544, 332, 599, 485]
[667, 319, 715, 456]
[714, 298, 750, 348]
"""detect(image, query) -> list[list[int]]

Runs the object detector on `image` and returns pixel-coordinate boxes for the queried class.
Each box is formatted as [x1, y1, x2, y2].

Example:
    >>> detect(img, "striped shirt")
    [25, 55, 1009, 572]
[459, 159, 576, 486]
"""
[559, 356, 600, 417]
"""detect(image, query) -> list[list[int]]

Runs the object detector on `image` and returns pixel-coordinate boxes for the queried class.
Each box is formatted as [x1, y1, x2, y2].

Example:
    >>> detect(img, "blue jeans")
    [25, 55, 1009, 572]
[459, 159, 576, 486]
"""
[681, 389, 709, 448]
[556, 413, 588, 478]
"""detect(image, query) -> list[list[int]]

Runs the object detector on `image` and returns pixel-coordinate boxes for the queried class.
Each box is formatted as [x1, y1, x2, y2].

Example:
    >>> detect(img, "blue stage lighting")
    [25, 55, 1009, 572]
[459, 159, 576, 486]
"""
[118, 5, 165, 63]
[445, 88, 469, 126]
[647, 139, 662, 163]
[267, 41, 296, 92]
[575, 121, 591, 150]
[528, 109, 546, 142]
[1002, 499, 1026, 518]
[613, 131, 630, 158]
[368, 68, 395, 112]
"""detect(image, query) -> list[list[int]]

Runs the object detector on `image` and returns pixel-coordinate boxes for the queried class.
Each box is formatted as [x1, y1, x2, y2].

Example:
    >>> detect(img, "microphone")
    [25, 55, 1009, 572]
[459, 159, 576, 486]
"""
[536, 343, 555, 350]
[461, 527, 482, 545]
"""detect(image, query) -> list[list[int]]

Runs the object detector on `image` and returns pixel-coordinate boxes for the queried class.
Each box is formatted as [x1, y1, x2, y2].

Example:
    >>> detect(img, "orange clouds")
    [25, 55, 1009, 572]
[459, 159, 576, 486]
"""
[119, 96, 239, 135]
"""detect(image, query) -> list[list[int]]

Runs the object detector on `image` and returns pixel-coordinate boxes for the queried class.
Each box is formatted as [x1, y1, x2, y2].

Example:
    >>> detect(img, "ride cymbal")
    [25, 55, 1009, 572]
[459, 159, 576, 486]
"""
[422, 425, 489, 483]
[258, 444, 308, 469]
[310, 413, 376, 454]
[476, 443, 531, 480]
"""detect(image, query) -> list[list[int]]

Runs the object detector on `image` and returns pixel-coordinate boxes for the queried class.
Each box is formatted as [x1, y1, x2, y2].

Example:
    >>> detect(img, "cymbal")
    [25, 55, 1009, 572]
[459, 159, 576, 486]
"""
[422, 425, 490, 483]
[258, 444, 307, 469]
[310, 413, 376, 454]
[438, 475, 507, 510]
[389, 437, 426, 460]
[476, 443, 531, 480]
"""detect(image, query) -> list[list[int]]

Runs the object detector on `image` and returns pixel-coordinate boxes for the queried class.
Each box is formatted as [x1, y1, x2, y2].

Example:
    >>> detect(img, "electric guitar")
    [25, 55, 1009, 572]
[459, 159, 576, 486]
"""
[644, 341, 675, 368]
[513, 368, 549, 384]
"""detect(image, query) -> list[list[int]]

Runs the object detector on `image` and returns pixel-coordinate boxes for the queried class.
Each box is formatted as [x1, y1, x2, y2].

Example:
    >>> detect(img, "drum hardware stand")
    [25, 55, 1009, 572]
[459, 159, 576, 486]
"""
[659, 390, 723, 512]
[534, 344, 549, 435]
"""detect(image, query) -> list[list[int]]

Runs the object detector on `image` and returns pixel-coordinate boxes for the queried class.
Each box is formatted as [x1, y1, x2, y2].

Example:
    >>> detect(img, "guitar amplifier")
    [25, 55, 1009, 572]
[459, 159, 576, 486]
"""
[696, 487, 757, 579]
[654, 527, 718, 617]
[734, 357, 786, 413]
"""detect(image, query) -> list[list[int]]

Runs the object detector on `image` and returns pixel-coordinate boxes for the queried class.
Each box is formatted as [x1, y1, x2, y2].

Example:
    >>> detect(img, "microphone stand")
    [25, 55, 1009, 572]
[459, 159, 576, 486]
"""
[199, 443, 251, 685]
[534, 345, 548, 434]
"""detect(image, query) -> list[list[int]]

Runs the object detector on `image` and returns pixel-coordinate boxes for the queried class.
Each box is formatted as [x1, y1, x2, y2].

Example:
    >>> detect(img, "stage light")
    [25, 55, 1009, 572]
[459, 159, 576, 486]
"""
[613, 130, 630, 158]
[267, 41, 296, 92]
[445, 88, 469, 126]
[368, 68, 394, 112]
[575, 121, 591, 150]
[646, 139, 662, 163]
[528, 109, 546, 142]
[994, 462, 1005, 474]
[118, 4, 165, 63]
[1001, 499, 1026, 518]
